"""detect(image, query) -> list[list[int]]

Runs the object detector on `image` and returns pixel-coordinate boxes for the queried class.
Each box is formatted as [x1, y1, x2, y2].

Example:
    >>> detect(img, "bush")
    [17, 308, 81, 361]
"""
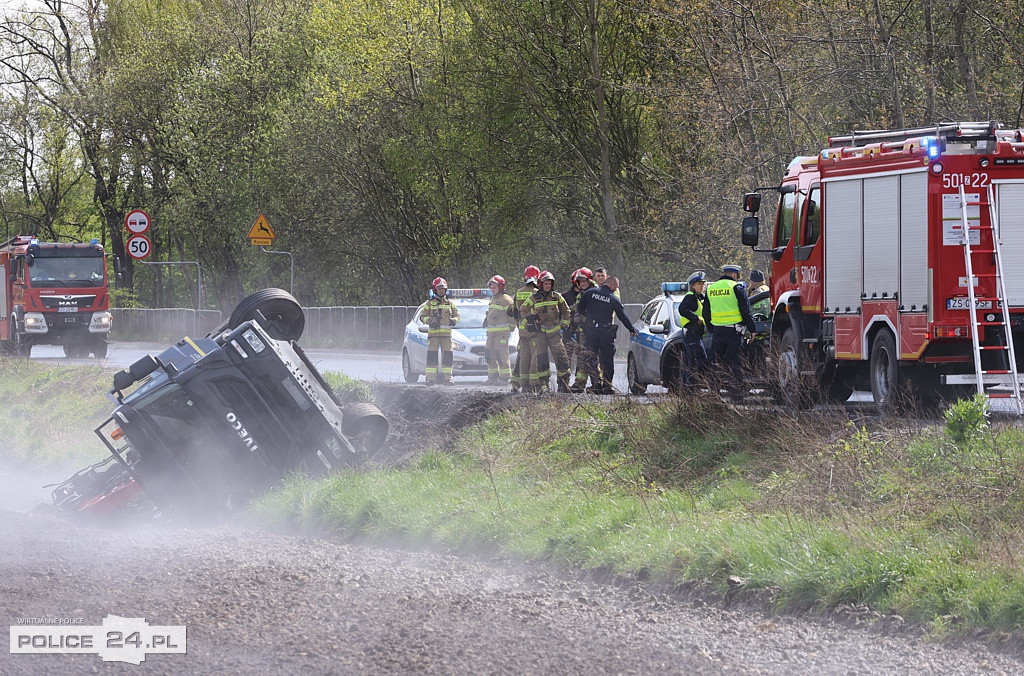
[944, 394, 988, 449]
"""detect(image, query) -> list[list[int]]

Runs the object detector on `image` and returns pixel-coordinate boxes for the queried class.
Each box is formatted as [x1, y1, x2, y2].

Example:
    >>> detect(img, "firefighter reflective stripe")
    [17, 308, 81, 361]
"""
[486, 293, 515, 333]
[419, 297, 460, 334]
[679, 291, 704, 328]
[707, 279, 742, 325]
[522, 291, 570, 333]
[513, 284, 537, 330]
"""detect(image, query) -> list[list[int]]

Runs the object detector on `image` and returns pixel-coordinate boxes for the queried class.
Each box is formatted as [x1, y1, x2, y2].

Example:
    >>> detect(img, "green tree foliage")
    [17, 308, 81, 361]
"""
[2, 0, 1022, 305]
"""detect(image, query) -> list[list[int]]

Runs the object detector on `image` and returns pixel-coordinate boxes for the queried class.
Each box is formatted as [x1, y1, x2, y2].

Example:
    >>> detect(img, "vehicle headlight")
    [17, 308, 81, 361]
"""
[23, 312, 47, 332]
[452, 341, 467, 352]
[89, 311, 112, 332]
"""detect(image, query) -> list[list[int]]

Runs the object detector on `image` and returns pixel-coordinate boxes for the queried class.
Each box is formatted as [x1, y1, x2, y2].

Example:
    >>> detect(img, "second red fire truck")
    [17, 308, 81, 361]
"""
[742, 122, 1024, 412]
[0, 236, 112, 358]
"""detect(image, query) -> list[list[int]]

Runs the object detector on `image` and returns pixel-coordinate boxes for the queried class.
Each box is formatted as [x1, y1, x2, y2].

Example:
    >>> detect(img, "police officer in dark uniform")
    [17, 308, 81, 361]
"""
[678, 270, 709, 389]
[577, 276, 637, 394]
[702, 264, 757, 399]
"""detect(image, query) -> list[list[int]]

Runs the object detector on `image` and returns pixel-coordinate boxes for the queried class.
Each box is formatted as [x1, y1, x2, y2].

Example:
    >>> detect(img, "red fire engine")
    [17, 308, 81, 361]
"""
[0, 236, 112, 358]
[741, 122, 1024, 412]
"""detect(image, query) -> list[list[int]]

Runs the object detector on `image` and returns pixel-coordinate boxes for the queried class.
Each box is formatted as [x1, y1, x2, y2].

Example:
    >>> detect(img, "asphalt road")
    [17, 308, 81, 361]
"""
[27, 343, 639, 392]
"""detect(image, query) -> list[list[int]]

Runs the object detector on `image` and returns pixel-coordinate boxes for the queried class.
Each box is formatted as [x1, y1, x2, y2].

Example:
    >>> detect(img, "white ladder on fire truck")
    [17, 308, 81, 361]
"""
[958, 184, 1024, 413]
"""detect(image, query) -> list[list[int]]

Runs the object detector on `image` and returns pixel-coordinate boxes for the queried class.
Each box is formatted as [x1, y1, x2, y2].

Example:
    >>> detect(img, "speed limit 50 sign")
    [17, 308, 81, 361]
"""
[126, 234, 152, 260]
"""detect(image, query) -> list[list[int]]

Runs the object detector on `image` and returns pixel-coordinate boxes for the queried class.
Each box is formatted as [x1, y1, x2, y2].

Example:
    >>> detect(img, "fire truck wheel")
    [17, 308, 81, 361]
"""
[772, 327, 813, 409]
[229, 288, 305, 342]
[9, 318, 30, 358]
[92, 339, 108, 359]
[342, 402, 389, 460]
[822, 366, 854, 404]
[869, 330, 904, 412]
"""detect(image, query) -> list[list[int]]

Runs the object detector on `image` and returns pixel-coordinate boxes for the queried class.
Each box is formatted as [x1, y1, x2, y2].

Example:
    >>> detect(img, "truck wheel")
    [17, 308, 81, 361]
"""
[870, 330, 904, 413]
[343, 402, 389, 460]
[627, 354, 647, 394]
[402, 349, 420, 383]
[9, 318, 30, 358]
[773, 327, 812, 408]
[229, 288, 305, 342]
[92, 339, 108, 359]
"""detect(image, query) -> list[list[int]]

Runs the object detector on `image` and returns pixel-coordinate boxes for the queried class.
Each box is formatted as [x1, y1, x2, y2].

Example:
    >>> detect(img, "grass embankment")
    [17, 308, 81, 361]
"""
[259, 394, 1024, 636]
[0, 357, 113, 464]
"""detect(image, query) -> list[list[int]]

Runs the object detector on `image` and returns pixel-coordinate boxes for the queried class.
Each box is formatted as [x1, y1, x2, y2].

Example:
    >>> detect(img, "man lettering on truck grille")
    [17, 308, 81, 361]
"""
[703, 264, 757, 401]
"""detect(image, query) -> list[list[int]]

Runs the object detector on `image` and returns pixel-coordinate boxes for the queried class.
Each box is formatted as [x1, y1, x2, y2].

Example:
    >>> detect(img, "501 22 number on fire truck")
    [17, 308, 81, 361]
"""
[941, 173, 990, 189]
[800, 266, 819, 284]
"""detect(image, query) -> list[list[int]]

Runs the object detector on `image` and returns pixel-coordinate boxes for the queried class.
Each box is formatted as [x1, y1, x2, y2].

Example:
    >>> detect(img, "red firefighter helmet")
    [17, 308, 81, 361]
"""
[489, 274, 506, 290]
[578, 266, 593, 280]
[432, 277, 448, 290]
[570, 268, 581, 285]
[538, 270, 555, 286]
[524, 265, 541, 281]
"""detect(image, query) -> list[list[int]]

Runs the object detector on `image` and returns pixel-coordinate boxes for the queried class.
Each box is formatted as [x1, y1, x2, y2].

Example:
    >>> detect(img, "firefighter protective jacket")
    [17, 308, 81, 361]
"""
[484, 292, 516, 333]
[419, 295, 460, 334]
[522, 289, 571, 334]
[509, 282, 538, 332]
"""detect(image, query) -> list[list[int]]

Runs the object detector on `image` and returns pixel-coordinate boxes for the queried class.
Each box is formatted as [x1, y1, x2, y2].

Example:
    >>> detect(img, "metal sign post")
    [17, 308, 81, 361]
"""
[259, 247, 294, 296]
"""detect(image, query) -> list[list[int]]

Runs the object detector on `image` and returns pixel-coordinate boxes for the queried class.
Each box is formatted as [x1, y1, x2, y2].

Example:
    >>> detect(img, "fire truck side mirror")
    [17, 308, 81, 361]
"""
[742, 192, 761, 213]
[742, 216, 760, 247]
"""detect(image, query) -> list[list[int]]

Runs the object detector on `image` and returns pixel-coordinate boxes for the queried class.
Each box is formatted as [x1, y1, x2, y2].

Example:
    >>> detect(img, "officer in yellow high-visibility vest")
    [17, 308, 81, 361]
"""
[702, 264, 757, 399]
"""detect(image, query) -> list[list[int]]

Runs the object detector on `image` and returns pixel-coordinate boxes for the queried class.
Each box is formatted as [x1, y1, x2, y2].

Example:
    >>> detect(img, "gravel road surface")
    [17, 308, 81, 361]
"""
[2, 507, 1021, 675]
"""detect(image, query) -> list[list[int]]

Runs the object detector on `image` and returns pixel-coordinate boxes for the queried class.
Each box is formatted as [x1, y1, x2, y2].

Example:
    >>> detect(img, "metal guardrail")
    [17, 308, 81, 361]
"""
[110, 308, 224, 341]
[109, 304, 646, 349]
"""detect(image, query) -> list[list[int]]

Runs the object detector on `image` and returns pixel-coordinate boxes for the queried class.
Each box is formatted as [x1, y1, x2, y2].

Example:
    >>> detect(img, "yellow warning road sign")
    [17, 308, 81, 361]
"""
[247, 213, 275, 245]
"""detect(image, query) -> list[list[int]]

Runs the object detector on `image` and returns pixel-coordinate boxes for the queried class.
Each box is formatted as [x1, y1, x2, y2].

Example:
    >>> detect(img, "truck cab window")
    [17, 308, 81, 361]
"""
[804, 186, 821, 245]
[775, 192, 796, 247]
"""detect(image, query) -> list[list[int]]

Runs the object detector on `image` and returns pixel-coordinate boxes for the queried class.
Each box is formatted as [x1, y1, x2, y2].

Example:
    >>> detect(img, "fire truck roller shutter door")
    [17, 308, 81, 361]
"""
[996, 182, 1024, 306]
[900, 172, 929, 312]
[824, 178, 864, 315]
[862, 176, 900, 300]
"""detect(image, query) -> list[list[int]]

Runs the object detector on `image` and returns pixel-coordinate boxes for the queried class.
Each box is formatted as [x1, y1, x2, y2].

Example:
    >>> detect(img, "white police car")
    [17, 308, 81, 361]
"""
[627, 282, 771, 394]
[401, 288, 519, 383]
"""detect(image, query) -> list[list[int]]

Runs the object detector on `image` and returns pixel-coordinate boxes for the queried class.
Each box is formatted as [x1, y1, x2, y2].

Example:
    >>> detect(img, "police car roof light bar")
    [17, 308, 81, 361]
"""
[432, 288, 493, 299]
[661, 282, 687, 296]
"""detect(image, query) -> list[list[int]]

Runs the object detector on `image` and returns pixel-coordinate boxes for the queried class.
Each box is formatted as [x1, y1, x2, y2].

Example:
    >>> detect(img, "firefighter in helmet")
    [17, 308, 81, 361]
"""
[484, 275, 515, 384]
[521, 270, 572, 393]
[702, 264, 757, 400]
[563, 267, 597, 392]
[418, 277, 460, 385]
[678, 270, 709, 389]
[508, 265, 541, 392]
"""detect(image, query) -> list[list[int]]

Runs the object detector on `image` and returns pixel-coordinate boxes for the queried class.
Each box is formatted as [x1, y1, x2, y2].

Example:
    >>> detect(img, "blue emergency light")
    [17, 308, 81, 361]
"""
[661, 282, 687, 295]
[921, 136, 942, 159]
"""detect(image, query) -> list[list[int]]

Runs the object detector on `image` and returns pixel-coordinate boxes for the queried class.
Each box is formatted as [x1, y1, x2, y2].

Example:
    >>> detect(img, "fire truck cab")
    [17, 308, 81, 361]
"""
[741, 122, 1024, 410]
[0, 236, 112, 358]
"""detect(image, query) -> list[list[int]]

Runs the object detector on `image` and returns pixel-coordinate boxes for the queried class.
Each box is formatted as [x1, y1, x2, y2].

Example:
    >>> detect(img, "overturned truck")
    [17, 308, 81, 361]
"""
[51, 289, 388, 518]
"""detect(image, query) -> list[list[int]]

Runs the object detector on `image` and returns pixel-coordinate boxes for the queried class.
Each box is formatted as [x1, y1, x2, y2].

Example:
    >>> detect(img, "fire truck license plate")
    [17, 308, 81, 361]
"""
[57, 306, 78, 312]
[946, 297, 993, 310]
